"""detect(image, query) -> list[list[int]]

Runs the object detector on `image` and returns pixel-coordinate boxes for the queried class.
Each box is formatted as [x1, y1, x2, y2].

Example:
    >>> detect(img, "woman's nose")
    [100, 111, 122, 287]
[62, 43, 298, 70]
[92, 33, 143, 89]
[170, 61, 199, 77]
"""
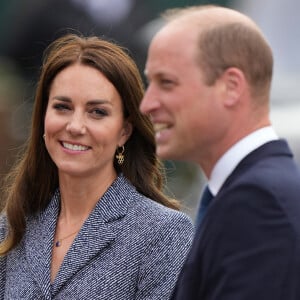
[66, 113, 86, 135]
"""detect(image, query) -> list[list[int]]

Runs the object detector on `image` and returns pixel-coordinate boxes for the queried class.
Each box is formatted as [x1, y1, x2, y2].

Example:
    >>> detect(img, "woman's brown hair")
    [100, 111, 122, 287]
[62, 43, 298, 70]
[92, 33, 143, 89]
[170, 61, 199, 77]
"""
[0, 34, 179, 255]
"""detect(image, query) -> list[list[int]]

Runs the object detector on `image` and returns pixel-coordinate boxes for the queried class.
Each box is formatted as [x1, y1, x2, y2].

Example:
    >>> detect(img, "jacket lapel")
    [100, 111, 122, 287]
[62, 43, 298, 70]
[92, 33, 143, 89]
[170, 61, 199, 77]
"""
[51, 175, 134, 296]
[200, 140, 293, 231]
[24, 191, 60, 299]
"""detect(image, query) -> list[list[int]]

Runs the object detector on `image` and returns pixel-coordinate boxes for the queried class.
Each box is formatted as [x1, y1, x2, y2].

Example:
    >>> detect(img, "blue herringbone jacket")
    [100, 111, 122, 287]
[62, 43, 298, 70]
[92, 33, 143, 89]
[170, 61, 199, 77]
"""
[0, 174, 194, 299]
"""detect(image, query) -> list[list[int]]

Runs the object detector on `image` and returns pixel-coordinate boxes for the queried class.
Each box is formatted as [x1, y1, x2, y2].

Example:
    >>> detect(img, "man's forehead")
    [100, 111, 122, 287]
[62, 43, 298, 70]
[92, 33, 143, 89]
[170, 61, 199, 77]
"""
[150, 23, 198, 55]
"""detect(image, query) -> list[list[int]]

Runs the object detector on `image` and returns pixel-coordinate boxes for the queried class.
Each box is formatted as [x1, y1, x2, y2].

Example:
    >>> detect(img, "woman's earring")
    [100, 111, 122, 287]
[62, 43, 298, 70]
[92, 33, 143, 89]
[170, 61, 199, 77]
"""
[43, 134, 46, 139]
[116, 146, 125, 165]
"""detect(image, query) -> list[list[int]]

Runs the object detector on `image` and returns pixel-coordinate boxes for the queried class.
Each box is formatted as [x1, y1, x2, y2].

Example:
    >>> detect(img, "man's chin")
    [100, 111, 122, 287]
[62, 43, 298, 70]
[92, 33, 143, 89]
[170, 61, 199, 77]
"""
[156, 146, 179, 161]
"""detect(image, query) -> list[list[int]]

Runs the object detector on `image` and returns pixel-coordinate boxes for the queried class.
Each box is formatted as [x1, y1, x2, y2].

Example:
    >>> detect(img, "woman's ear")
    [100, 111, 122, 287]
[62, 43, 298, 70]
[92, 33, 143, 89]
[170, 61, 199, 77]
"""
[120, 120, 133, 145]
[222, 67, 247, 107]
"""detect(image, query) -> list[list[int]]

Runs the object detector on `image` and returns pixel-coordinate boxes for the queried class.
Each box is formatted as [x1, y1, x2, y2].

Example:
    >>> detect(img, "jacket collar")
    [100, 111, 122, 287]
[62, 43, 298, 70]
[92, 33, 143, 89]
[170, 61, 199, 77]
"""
[24, 174, 136, 298]
[222, 139, 293, 190]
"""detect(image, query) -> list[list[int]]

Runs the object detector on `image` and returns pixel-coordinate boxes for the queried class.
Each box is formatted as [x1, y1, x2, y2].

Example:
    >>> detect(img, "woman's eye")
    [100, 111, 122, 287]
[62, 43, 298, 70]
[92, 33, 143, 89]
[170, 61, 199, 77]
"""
[91, 108, 108, 117]
[53, 103, 70, 111]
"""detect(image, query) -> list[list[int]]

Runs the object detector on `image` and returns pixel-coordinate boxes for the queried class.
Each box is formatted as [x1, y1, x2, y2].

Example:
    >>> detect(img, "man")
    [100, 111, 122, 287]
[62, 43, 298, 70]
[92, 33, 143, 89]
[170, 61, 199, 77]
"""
[140, 5, 300, 300]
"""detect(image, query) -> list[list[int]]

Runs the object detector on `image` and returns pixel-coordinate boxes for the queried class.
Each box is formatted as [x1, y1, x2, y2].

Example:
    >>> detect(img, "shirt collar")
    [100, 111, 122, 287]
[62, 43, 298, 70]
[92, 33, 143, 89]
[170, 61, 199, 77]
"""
[208, 126, 278, 196]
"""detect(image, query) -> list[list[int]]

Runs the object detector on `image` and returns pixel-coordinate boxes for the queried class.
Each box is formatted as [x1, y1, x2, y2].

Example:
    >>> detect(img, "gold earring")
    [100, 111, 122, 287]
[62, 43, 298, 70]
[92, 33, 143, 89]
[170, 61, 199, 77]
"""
[116, 146, 125, 165]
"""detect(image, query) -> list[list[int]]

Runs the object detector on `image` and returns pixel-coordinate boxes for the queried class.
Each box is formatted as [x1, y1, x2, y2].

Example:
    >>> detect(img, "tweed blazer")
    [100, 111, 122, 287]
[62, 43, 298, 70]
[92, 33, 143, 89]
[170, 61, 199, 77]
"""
[0, 174, 194, 299]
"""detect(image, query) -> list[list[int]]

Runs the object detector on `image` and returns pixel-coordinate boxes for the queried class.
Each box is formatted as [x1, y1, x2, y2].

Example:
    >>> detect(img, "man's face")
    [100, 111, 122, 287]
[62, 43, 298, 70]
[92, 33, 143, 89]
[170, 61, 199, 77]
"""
[140, 24, 225, 163]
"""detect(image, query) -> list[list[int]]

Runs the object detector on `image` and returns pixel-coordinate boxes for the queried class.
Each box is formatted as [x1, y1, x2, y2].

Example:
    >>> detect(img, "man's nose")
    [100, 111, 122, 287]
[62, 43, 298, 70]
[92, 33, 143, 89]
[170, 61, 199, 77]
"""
[140, 85, 160, 115]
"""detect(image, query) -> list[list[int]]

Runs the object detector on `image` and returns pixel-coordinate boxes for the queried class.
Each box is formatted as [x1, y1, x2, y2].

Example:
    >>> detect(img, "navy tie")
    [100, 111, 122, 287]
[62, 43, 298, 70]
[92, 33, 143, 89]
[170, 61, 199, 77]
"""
[195, 185, 213, 228]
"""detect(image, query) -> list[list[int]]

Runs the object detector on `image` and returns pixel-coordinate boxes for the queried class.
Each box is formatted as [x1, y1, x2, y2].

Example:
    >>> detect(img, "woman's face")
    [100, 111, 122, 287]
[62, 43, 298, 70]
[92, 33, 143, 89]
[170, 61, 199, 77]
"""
[44, 63, 132, 180]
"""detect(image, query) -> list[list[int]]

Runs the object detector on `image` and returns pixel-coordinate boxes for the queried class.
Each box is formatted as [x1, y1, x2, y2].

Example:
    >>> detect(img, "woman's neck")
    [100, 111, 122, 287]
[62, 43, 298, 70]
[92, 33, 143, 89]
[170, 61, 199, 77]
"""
[57, 170, 117, 223]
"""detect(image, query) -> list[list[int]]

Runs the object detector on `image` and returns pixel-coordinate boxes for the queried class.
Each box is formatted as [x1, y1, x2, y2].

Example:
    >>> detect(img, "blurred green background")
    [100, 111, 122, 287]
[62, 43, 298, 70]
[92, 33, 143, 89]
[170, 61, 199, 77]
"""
[0, 0, 299, 220]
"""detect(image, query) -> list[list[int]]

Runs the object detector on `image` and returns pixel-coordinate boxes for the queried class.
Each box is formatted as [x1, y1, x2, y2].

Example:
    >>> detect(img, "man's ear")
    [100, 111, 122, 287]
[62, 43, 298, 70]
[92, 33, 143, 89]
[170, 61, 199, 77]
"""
[221, 67, 247, 107]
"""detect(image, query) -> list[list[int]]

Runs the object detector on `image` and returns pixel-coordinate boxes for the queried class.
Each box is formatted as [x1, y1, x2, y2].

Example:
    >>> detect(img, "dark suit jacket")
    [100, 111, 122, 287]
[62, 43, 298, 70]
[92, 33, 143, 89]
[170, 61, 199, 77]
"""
[172, 139, 300, 300]
[0, 174, 194, 299]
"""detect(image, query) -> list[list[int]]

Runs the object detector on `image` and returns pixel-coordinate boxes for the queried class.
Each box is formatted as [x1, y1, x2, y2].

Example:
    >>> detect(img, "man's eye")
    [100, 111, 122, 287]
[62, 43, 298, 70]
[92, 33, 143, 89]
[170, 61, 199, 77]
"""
[160, 79, 174, 87]
[161, 77, 173, 83]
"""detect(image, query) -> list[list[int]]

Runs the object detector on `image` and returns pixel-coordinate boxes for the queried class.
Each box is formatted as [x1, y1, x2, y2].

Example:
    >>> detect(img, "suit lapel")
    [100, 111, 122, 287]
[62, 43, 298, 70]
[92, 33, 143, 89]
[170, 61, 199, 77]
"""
[200, 140, 293, 231]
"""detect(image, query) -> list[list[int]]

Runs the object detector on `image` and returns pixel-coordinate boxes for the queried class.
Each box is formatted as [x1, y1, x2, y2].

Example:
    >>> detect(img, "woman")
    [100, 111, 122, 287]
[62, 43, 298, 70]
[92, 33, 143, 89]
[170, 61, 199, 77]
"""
[0, 34, 193, 299]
